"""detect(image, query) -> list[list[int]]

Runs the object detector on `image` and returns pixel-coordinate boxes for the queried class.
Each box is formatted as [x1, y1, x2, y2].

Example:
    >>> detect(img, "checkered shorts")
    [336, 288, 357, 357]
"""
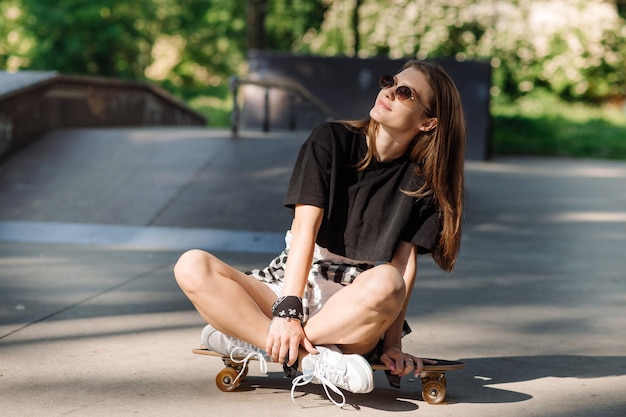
[245, 249, 375, 323]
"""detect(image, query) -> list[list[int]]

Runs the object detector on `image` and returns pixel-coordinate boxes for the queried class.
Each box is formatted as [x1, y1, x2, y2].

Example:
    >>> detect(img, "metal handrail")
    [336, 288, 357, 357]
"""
[229, 76, 336, 137]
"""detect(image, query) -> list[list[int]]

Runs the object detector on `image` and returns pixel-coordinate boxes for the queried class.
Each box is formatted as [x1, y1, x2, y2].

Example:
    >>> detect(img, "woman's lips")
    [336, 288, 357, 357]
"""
[377, 99, 391, 111]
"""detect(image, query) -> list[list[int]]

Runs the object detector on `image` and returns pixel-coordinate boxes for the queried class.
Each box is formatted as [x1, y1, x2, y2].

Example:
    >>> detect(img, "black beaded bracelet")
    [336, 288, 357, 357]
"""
[271, 296, 304, 323]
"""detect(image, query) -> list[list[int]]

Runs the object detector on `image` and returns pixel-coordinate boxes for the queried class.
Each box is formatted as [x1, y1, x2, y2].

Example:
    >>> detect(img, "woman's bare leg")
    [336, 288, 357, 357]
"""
[174, 249, 278, 349]
[304, 264, 406, 355]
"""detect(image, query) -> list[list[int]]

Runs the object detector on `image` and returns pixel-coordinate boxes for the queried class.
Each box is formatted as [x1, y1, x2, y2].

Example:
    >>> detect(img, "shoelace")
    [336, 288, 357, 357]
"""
[228, 348, 269, 386]
[290, 359, 346, 407]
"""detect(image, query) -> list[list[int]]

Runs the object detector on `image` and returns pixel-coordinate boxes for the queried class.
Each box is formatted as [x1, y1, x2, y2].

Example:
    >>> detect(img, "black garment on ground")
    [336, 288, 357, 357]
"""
[284, 122, 440, 262]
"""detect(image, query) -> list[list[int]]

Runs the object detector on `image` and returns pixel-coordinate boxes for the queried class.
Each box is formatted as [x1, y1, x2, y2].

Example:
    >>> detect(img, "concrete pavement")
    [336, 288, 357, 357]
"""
[1, 127, 625, 416]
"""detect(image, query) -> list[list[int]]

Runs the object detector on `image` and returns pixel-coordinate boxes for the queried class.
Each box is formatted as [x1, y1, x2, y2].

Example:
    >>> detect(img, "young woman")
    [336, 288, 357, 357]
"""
[174, 60, 466, 406]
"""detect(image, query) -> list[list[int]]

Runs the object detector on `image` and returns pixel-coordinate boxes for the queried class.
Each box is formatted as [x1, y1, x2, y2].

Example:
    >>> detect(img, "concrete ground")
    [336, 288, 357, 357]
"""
[1, 127, 625, 417]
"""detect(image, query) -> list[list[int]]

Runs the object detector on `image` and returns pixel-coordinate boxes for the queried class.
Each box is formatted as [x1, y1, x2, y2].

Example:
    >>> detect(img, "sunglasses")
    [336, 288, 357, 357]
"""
[379, 74, 426, 111]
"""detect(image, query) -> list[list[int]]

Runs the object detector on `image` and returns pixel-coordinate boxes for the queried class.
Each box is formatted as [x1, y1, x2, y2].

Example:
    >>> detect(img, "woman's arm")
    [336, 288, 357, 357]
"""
[282, 204, 324, 296]
[266, 204, 323, 365]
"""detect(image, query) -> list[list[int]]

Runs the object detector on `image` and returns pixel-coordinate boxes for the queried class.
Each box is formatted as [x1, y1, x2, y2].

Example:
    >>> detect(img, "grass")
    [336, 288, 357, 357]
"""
[168, 84, 233, 128]
[491, 94, 626, 160]
[187, 93, 232, 127]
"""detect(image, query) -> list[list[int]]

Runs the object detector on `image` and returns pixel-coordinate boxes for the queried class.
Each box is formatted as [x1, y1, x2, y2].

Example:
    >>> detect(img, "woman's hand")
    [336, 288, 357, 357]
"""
[380, 346, 437, 377]
[266, 317, 316, 366]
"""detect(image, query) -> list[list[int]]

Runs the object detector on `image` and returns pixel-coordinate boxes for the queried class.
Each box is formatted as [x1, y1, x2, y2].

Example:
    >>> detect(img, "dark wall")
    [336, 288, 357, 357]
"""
[243, 51, 492, 160]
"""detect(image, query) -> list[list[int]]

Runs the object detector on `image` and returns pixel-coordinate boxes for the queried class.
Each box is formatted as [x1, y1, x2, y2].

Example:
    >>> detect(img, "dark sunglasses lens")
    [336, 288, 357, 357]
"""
[396, 86, 413, 101]
[379, 74, 395, 88]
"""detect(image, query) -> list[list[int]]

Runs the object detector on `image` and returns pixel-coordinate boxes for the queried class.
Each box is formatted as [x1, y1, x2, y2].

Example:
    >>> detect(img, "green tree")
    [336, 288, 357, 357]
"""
[300, 0, 626, 103]
[19, 0, 158, 78]
[6, 0, 625, 105]
[264, 0, 327, 51]
[11, 0, 327, 88]
[12, 0, 249, 88]
[153, 0, 248, 90]
[0, 0, 30, 70]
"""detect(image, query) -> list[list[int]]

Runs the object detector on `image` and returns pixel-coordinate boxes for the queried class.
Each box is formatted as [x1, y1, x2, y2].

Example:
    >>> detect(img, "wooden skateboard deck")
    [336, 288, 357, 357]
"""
[193, 347, 464, 404]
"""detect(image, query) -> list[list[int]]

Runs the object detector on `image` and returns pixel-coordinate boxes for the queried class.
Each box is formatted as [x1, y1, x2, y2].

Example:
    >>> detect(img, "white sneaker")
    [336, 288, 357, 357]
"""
[200, 324, 270, 381]
[291, 345, 374, 407]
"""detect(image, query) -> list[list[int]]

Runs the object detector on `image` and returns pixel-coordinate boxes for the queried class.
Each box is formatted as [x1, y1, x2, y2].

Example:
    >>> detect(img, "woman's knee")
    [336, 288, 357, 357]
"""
[174, 249, 217, 293]
[360, 264, 406, 304]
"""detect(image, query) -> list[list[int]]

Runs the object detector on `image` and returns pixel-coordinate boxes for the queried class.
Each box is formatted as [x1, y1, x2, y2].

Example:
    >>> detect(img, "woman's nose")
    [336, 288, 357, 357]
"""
[384, 88, 396, 101]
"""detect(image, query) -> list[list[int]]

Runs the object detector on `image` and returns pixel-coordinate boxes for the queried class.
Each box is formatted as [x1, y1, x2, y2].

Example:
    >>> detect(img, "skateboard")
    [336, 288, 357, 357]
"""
[192, 347, 464, 404]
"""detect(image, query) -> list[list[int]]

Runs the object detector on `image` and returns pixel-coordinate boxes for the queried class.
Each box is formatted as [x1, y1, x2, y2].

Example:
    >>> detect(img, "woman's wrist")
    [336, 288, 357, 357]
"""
[383, 343, 402, 352]
[271, 295, 304, 324]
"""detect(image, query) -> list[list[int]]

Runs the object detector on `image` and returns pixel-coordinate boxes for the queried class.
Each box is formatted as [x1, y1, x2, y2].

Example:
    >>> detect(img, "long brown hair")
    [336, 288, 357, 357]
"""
[347, 60, 466, 272]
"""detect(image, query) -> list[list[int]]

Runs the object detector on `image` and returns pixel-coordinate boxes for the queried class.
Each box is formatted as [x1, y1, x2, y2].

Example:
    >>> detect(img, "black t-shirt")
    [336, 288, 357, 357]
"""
[284, 122, 440, 262]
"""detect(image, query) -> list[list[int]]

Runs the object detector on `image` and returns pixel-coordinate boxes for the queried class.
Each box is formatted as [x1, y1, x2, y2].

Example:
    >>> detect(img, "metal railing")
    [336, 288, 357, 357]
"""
[229, 76, 336, 137]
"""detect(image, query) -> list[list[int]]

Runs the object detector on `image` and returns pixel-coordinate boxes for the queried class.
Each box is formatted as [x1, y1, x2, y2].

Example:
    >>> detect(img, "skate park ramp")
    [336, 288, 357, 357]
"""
[0, 70, 206, 160]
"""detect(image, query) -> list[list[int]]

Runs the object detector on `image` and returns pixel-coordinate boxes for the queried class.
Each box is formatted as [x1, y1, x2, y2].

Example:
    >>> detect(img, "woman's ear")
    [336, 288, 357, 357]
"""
[419, 117, 438, 132]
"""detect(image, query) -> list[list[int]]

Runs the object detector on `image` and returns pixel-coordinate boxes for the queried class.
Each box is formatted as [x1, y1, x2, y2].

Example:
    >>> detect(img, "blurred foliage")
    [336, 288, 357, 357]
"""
[18, 0, 153, 77]
[1, 0, 625, 117]
[0, 0, 328, 98]
[264, 0, 327, 51]
[0, 0, 29, 69]
[304, 0, 626, 103]
[5, 0, 249, 88]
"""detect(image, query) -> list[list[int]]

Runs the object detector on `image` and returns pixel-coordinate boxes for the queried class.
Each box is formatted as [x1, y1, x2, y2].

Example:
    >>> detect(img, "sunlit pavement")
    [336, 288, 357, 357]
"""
[1, 128, 625, 416]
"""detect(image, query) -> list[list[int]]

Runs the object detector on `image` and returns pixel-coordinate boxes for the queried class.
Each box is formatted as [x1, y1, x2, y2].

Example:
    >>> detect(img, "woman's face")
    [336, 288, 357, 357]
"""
[369, 67, 436, 135]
